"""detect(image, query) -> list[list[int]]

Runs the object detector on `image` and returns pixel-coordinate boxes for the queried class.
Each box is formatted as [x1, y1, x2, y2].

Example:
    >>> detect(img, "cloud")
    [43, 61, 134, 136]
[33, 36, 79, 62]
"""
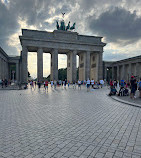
[0, 0, 141, 77]
[0, 1, 20, 55]
[88, 7, 141, 45]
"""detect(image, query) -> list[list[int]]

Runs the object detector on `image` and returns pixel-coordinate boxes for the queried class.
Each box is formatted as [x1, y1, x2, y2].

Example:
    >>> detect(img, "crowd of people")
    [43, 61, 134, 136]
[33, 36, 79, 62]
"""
[27, 78, 105, 92]
[1, 76, 141, 99]
[109, 76, 141, 99]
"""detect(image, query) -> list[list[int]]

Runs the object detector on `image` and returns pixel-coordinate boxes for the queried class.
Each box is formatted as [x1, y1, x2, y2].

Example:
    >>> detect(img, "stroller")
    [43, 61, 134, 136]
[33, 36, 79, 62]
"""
[118, 88, 129, 96]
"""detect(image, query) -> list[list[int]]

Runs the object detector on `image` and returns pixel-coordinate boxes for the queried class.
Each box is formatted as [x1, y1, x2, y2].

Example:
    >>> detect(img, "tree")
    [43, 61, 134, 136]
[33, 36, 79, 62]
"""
[46, 67, 79, 81]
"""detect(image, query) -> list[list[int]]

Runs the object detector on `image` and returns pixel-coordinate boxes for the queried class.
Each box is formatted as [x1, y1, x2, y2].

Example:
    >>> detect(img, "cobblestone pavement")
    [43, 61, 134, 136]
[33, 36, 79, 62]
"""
[116, 93, 141, 107]
[0, 85, 141, 158]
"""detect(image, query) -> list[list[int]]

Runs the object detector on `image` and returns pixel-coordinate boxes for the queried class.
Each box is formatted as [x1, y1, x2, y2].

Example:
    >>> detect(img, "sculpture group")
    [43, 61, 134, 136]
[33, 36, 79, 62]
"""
[56, 20, 76, 31]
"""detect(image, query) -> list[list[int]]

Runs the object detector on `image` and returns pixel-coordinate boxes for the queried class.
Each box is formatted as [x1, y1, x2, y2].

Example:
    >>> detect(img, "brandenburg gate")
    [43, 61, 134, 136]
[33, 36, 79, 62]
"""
[19, 24, 106, 83]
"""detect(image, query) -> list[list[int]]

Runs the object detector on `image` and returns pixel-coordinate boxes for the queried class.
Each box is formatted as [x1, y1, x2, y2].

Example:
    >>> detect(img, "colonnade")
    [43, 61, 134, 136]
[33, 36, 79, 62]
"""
[21, 46, 103, 83]
[105, 62, 141, 81]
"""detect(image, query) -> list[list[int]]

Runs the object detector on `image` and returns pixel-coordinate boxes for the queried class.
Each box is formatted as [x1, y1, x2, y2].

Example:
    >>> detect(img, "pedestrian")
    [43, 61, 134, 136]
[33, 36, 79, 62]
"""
[61, 80, 64, 87]
[51, 80, 53, 88]
[130, 76, 136, 99]
[34, 81, 36, 88]
[78, 80, 81, 90]
[100, 79, 104, 88]
[31, 80, 34, 89]
[54, 80, 57, 89]
[73, 80, 76, 89]
[43, 81, 45, 88]
[87, 78, 90, 92]
[45, 80, 48, 91]
[91, 78, 94, 88]
[37, 80, 41, 89]
[68, 80, 70, 88]
[64, 79, 67, 89]
[109, 79, 113, 88]
[4, 79, 8, 87]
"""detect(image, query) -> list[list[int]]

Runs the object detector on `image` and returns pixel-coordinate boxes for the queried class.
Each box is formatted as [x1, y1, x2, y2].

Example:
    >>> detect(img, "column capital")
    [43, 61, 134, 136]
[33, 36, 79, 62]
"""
[22, 46, 28, 52]
[37, 48, 43, 53]
[72, 50, 77, 55]
[51, 48, 58, 55]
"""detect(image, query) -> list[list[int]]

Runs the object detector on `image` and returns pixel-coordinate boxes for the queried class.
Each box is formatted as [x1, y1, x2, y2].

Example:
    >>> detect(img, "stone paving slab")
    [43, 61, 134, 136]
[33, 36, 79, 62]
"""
[0, 86, 141, 158]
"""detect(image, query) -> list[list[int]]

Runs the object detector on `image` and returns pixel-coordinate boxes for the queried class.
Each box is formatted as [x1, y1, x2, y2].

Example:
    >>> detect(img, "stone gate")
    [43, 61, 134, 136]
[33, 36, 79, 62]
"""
[19, 29, 106, 83]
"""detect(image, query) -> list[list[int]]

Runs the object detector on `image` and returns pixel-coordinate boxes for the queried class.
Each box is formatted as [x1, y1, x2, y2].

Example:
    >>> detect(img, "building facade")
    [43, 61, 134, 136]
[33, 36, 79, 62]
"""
[0, 47, 20, 82]
[104, 55, 141, 82]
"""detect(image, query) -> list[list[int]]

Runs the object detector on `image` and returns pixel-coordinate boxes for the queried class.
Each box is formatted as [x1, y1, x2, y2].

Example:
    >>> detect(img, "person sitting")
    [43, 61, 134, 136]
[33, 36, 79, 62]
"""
[109, 86, 117, 96]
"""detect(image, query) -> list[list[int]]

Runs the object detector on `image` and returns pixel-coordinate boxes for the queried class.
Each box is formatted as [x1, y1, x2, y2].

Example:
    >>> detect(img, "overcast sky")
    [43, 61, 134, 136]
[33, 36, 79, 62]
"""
[0, 0, 141, 77]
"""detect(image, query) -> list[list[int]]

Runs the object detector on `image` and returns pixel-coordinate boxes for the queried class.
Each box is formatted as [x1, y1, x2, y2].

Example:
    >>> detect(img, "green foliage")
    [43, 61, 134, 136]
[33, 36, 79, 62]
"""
[44, 68, 79, 81]
[58, 68, 67, 80]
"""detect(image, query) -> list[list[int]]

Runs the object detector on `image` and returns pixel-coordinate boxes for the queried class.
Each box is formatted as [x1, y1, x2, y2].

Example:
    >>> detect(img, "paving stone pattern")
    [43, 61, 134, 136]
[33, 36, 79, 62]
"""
[0, 86, 141, 158]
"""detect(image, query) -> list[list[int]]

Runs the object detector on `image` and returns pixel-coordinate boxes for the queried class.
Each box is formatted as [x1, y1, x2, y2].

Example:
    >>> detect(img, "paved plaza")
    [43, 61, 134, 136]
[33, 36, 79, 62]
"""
[0, 86, 141, 158]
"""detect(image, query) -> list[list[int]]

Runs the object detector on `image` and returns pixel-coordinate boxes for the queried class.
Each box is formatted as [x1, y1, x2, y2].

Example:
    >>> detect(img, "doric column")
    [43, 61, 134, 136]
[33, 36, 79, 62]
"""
[2, 59, 4, 79]
[50, 49, 58, 81]
[112, 66, 114, 80]
[136, 62, 141, 80]
[21, 46, 28, 83]
[6, 62, 8, 80]
[85, 51, 90, 80]
[72, 50, 77, 82]
[98, 51, 103, 80]
[4, 61, 7, 79]
[122, 64, 125, 80]
[78, 53, 84, 81]
[128, 63, 131, 80]
[104, 66, 107, 81]
[0, 58, 1, 79]
[67, 50, 76, 82]
[37, 48, 43, 82]
[117, 65, 120, 81]
[16, 62, 19, 82]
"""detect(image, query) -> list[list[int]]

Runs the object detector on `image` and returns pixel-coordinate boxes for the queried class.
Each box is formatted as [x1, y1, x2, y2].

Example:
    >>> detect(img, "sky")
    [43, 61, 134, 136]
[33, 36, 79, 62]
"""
[0, 0, 141, 78]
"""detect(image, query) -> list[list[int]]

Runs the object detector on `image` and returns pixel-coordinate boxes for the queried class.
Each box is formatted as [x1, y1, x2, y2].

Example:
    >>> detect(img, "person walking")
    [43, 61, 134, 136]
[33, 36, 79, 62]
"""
[91, 79, 94, 88]
[37, 80, 41, 89]
[51, 80, 53, 88]
[45, 80, 48, 91]
[130, 76, 137, 99]
[54, 80, 57, 89]
[64, 79, 67, 89]
[68, 80, 70, 88]
[78, 80, 81, 90]
[43, 81, 45, 89]
[73, 80, 76, 89]
[87, 79, 90, 92]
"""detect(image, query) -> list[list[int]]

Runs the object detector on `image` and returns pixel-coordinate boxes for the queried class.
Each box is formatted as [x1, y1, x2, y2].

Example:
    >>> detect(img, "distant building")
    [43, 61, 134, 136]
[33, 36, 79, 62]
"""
[104, 55, 141, 82]
[0, 47, 20, 82]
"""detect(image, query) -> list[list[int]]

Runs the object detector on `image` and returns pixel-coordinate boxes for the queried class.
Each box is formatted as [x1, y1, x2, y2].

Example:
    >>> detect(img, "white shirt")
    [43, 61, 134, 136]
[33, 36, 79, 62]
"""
[91, 80, 94, 85]
[87, 80, 90, 84]
[100, 80, 104, 84]
[78, 80, 81, 84]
